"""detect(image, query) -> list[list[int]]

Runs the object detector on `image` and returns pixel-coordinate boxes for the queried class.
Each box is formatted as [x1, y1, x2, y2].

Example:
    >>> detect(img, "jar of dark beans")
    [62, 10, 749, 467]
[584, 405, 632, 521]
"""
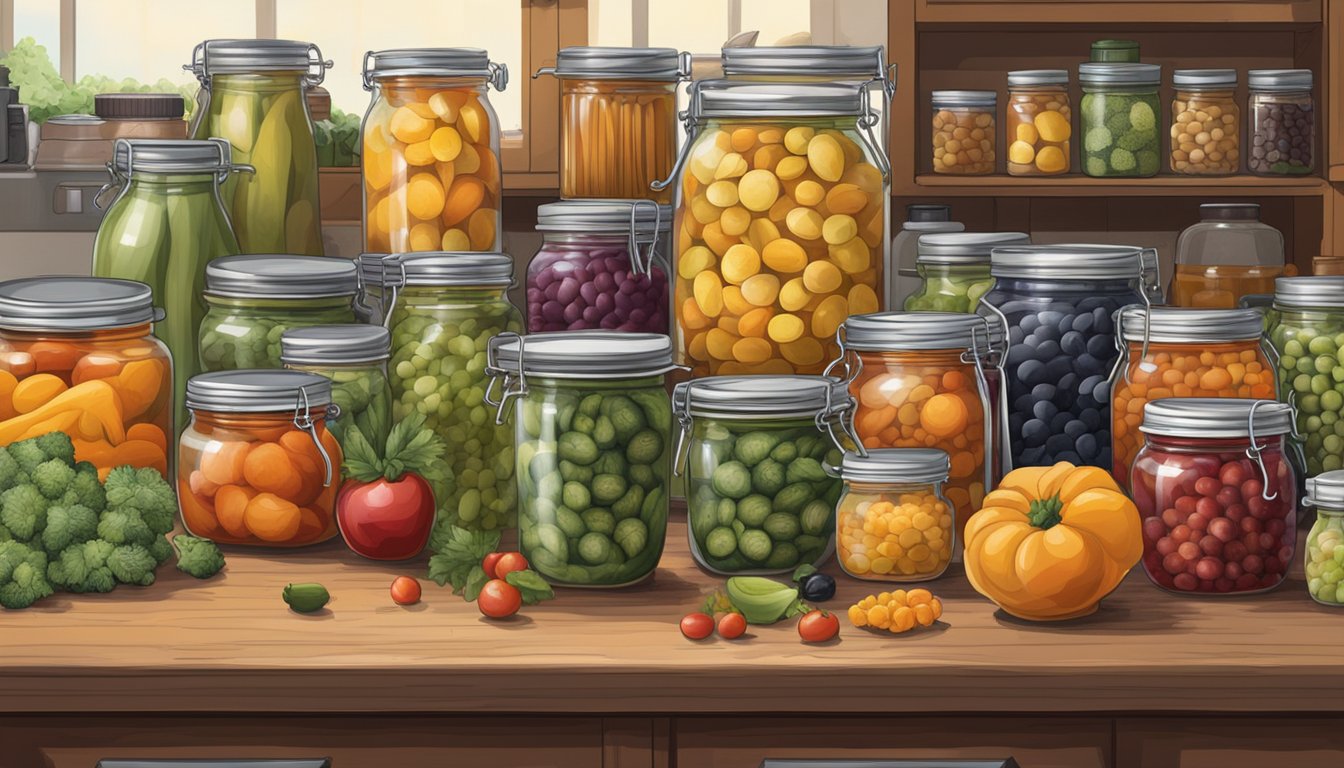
[978, 244, 1162, 472]
[1248, 69, 1314, 176]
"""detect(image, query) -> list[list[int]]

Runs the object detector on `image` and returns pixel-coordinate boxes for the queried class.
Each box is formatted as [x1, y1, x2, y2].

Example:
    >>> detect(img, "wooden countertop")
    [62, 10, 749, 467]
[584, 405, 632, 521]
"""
[2, 514, 1342, 716]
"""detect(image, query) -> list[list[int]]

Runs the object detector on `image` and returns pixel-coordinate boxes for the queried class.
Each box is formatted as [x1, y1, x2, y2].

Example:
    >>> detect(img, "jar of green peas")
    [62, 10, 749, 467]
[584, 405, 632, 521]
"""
[903, 232, 1029, 313]
[1267, 277, 1344, 475]
[1305, 471, 1344, 606]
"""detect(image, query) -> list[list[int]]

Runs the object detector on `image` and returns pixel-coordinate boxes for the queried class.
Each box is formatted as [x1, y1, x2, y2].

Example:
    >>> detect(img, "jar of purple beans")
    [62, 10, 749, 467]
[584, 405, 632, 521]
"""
[1248, 69, 1314, 176]
[528, 199, 671, 334]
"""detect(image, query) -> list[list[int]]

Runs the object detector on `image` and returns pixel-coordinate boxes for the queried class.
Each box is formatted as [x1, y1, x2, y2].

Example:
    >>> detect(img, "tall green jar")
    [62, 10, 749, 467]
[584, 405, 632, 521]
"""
[1266, 276, 1344, 475]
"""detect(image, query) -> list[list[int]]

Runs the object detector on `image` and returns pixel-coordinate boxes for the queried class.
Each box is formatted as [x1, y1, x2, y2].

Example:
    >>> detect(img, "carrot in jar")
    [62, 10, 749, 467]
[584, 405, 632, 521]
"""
[11, 373, 68, 414]
[178, 480, 221, 536]
[126, 423, 168, 455]
[107, 439, 168, 476]
[242, 442, 303, 499]
[114, 358, 166, 420]
[71, 354, 124, 385]
[28, 341, 82, 373]
[215, 484, 255, 538]
[15, 411, 81, 443]
[244, 492, 303, 542]
[199, 440, 251, 486]
[188, 469, 221, 498]
[0, 380, 125, 445]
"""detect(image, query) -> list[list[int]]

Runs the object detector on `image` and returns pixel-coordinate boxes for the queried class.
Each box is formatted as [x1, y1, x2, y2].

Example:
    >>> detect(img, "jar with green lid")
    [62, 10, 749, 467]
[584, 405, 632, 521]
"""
[1091, 40, 1140, 63]
[198, 255, 358, 372]
[280, 324, 393, 453]
[377, 252, 522, 532]
[1079, 62, 1161, 178]
[1305, 471, 1344, 605]
[672, 375, 855, 575]
[834, 447, 954, 582]
[904, 231, 1029, 312]
[487, 332, 675, 587]
[1266, 276, 1344, 475]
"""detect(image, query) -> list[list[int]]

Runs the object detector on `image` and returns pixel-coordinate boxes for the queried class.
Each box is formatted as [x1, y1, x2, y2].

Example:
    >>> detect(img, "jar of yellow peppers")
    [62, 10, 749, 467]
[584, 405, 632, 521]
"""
[1006, 69, 1072, 176]
[833, 447, 954, 582]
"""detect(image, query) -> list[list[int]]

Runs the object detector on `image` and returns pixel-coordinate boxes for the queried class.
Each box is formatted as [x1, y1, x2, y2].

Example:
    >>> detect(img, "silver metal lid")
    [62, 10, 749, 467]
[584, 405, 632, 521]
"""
[0, 277, 159, 331]
[990, 244, 1144, 280]
[694, 79, 866, 117]
[1078, 62, 1161, 87]
[112, 138, 233, 174]
[1248, 69, 1312, 92]
[205, 255, 359, 299]
[280, 325, 391, 366]
[1173, 68, 1237, 88]
[931, 90, 995, 108]
[363, 48, 508, 91]
[1008, 69, 1069, 87]
[917, 232, 1030, 266]
[490, 331, 675, 379]
[1274, 276, 1344, 309]
[188, 39, 328, 81]
[839, 448, 949, 484]
[185, 370, 332, 413]
[544, 47, 685, 81]
[721, 45, 886, 78]
[1117, 306, 1265, 344]
[841, 311, 1001, 351]
[674, 375, 851, 419]
[1306, 471, 1344, 509]
[535, 199, 672, 236]
[372, 252, 514, 287]
[1140, 398, 1293, 438]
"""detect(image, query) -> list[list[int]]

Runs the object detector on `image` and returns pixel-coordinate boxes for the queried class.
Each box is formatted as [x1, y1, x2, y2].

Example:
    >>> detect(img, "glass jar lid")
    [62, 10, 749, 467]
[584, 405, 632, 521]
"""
[1306, 471, 1344, 510]
[189, 39, 328, 80]
[363, 48, 508, 90]
[489, 331, 675, 379]
[1173, 69, 1237, 89]
[1008, 69, 1069, 87]
[931, 90, 995, 108]
[280, 325, 391, 366]
[1140, 398, 1293, 439]
[372, 252, 514, 287]
[839, 448, 949, 484]
[0, 277, 159, 331]
[535, 199, 672, 237]
[541, 46, 686, 81]
[721, 45, 887, 79]
[1248, 69, 1312, 92]
[1078, 62, 1160, 87]
[1117, 306, 1265, 344]
[112, 138, 233, 174]
[185, 370, 332, 413]
[694, 79, 866, 117]
[1090, 39, 1140, 63]
[673, 375, 851, 419]
[840, 311, 1001, 351]
[906, 204, 951, 224]
[990, 244, 1144, 280]
[1274, 276, 1344, 309]
[205, 255, 359, 299]
[917, 232, 1030, 266]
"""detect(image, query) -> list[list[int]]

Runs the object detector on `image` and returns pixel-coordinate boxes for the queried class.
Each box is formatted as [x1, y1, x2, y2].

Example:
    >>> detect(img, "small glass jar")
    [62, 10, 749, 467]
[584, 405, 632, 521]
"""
[487, 332, 675, 587]
[1304, 471, 1344, 606]
[904, 231, 1029, 313]
[280, 325, 393, 452]
[1266, 276, 1344, 475]
[529, 199, 671, 334]
[1248, 69, 1314, 176]
[198, 255, 359, 372]
[1171, 203, 1292, 309]
[673, 375, 853, 575]
[888, 203, 964, 311]
[1132, 398, 1297, 595]
[835, 448, 953, 581]
[178, 370, 343, 547]
[1170, 69, 1239, 176]
[1006, 70, 1072, 176]
[930, 90, 995, 175]
[1079, 62, 1161, 178]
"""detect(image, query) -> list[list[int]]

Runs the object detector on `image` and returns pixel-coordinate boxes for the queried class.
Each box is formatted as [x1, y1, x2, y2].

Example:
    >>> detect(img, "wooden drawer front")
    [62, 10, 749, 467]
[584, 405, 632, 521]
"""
[673, 716, 1112, 768]
[1117, 718, 1344, 768]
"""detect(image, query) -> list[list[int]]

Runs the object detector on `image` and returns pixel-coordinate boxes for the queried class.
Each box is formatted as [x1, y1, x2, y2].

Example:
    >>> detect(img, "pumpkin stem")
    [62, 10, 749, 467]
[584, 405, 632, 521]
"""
[1028, 495, 1063, 530]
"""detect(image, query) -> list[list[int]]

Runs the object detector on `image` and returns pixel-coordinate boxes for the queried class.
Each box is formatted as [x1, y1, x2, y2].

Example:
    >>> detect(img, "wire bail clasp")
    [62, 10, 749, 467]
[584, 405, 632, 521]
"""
[627, 199, 662, 277]
[293, 385, 336, 487]
[1245, 399, 1282, 502]
[484, 332, 528, 425]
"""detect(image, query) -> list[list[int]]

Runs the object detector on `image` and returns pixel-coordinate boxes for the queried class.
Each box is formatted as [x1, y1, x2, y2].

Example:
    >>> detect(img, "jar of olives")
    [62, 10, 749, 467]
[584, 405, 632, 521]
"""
[1266, 276, 1344, 475]
[904, 231, 1029, 312]
[1304, 471, 1344, 606]
[834, 448, 953, 582]
[280, 324, 393, 454]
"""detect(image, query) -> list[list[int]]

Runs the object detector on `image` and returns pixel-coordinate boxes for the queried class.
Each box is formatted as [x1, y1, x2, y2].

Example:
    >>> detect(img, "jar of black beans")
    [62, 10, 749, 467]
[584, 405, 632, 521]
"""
[1248, 69, 1314, 176]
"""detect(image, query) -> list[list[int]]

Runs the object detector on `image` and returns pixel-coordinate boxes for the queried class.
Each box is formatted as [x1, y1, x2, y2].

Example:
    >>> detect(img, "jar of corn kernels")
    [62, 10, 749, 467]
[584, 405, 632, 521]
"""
[931, 90, 996, 175]
[834, 447, 954, 582]
[1006, 70, 1072, 176]
[1170, 69, 1240, 175]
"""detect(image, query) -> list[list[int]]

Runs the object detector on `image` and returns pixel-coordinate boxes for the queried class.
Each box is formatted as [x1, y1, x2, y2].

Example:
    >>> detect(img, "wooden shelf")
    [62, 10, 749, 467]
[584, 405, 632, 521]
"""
[909, 173, 1329, 197]
[914, 0, 1321, 24]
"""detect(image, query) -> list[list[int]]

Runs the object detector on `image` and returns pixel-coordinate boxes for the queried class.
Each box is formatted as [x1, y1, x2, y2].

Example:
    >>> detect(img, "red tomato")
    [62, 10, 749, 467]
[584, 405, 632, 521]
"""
[336, 474, 436, 560]
[494, 552, 529, 580]
[717, 612, 747, 640]
[798, 610, 840, 643]
[482, 552, 506, 580]
[478, 579, 522, 618]
[390, 576, 422, 606]
[680, 612, 714, 640]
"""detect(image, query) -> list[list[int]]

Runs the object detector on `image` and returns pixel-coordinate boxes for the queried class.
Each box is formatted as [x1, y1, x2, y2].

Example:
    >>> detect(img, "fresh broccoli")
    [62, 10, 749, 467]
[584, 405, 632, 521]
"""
[40, 504, 98, 554]
[66, 463, 106, 513]
[96, 509, 154, 547]
[7, 437, 50, 474]
[106, 543, 156, 586]
[31, 458, 75, 500]
[172, 534, 225, 579]
[103, 466, 176, 535]
[33, 432, 75, 466]
[46, 539, 116, 594]
[0, 484, 49, 542]
[147, 535, 173, 565]
[0, 447, 22, 492]
[0, 540, 51, 609]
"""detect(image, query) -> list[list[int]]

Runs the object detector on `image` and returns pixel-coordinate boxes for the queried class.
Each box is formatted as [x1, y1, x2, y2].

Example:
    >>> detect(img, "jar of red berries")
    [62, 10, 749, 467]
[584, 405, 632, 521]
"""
[1131, 398, 1298, 595]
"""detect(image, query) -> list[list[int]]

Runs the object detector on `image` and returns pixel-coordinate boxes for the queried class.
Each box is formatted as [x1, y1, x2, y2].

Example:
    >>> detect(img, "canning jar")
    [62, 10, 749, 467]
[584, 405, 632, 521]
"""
[361, 48, 507, 253]
[904, 232, 1030, 313]
[888, 204, 963, 311]
[1132, 398, 1297, 595]
[673, 375, 853, 575]
[487, 332, 675, 587]
[1006, 70, 1072, 176]
[1266, 276, 1344, 475]
[199, 255, 358, 372]
[0, 277, 171, 478]
[280, 324, 392, 451]
[1091, 39, 1140, 63]
[930, 90, 995, 175]
[187, 39, 328, 255]
[535, 47, 686, 202]
[178, 370, 343, 547]
[1169, 69, 1239, 175]
[665, 79, 890, 377]
[1079, 62, 1161, 178]
[834, 448, 953, 582]
[1110, 306, 1277, 491]
[981, 244, 1161, 470]
[1304, 471, 1344, 605]
[529, 199, 671, 333]
[1171, 203, 1291, 309]
[1248, 69, 1314, 176]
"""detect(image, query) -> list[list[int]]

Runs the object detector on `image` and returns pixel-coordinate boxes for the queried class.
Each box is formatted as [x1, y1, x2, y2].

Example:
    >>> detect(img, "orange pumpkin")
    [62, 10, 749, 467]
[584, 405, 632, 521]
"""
[963, 462, 1142, 621]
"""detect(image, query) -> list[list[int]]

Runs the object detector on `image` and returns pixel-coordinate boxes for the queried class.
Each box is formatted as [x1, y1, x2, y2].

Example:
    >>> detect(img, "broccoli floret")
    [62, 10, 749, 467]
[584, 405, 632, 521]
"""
[1136, 150, 1160, 177]
[148, 535, 173, 565]
[66, 464, 107, 513]
[172, 534, 225, 579]
[47, 539, 116, 594]
[31, 459, 75, 501]
[1116, 130, 1152, 153]
[0, 485, 49, 542]
[1110, 147, 1136, 172]
[1105, 111, 1131, 138]
[7, 438, 50, 475]
[1129, 100, 1156, 131]
[107, 543, 156, 586]
[0, 540, 51, 609]
[96, 509, 154, 547]
[40, 505, 98, 554]
[0, 522, 10, 543]
[33, 432, 75, 466]
[1084, 156, 1108, 176]
[103, 466, 176, 536]
[1084, 126, 1113, 153]
[0, 448, 22, 492]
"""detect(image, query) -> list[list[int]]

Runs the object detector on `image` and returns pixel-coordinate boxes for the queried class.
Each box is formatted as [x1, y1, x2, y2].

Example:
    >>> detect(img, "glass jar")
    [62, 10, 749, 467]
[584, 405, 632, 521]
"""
[1169, 69, 1239, 176]
[982, 244, 1160, 470]
[673, 375, 852, 575]
[904, 232, 1030, 313]
[1304, 471, 1344, 605]
[361, 48, 508, 253]
[1132, 398, 1297, 595]
[888, 203, 963, 311]
[1091, 39, 1140, 63]
[280, 325, 393, 452]
[487, 332, 675, 587]
[375, 252, 522, 532]
[1110, 307, 1277, 491]
[1171, 203, 1291, 309]
[1266, 276, 1344, 475]
[930, 90, 995, 175]
[199, 255, 359, 372]
[1248, 69, 1314, 176]
[1079, 62, 1161, 178]
[535, 47, 686, 202]
[1006, 70, 1072, 176]
[665, 79, 890, 377]
[0, 278, 172, 478]
[835, 448, 953, 582]
[529, 199, 671, 333]
[178, 370, 343, 547]
[187, 39, 328, 255]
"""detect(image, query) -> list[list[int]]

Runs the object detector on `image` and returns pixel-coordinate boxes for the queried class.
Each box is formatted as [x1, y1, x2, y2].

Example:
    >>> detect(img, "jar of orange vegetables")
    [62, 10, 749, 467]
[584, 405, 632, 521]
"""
[178, 370, 342, 547]
[0, 277, 172, 479]
[834, 447, 954, 581]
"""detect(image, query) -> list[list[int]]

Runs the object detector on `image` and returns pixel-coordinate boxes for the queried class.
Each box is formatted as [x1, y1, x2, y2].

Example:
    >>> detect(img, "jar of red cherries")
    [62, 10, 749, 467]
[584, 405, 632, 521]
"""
[1131, 398, 1298, 595]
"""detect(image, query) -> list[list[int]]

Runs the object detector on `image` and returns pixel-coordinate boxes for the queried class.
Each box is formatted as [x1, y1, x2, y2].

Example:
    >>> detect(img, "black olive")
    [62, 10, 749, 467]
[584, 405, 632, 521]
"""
[800, 573, 836, 602]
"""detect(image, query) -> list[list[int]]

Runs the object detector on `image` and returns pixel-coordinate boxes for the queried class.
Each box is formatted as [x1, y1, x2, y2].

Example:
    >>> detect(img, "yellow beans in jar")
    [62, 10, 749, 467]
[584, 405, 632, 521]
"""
[1169, 70, 1239, 176]
[931, 90, 996, 175]
[839, 491, 953, 581]
[1006, 71, 1072, 176]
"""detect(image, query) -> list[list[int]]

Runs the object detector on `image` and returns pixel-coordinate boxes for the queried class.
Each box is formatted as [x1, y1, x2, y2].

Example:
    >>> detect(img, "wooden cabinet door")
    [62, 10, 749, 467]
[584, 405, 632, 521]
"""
[1116, 717, 1344, 768]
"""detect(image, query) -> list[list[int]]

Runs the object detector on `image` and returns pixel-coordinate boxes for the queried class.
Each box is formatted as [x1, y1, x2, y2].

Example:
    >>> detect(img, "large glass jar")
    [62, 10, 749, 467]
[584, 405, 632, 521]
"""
[1169, 69, 1239, 175]
[930, 90, 995, 175]
[1132, 398, 1297, 595]
[1266, 276, 1344, 475]
[888, 204, 963, 311]
[187, 39, 328, 255]
[981, 244, 1160, 470]
[535, 47, 686, 202]
[1006, 70, 1072, 176]
[673, 375, 852, 575]
[1110, 307, 1277, 491]
[178, 370, 343, 547]
[0, 278, 172, 478]
[1079, 62, 1161, 178]
[1304, 471, 1344, 606]
[1248, 69, 1314, 176]
[529, 199, 671, 333]
[376, 252, 522, 532]
[904, 232, 1030, 312]
[280, 325, 393, 452]
[835, 448, 953, 582]
[1171, 203, 1291, 308]
[198, 255, 358, 372]
[487, 332, 674, 587]
[666, 79, 890, 377]
[361, 48, 507, 253]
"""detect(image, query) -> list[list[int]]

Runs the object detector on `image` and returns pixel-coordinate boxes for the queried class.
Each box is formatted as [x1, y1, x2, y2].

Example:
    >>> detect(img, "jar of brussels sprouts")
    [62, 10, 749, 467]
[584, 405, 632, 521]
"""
[904, 232, 1029, 313]
[280, 324, 393, 453]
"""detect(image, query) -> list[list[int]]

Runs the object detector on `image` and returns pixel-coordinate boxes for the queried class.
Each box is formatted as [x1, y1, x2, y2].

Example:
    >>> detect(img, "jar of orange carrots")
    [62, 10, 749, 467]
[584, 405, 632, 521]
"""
[179, 370, 342, 547]
[1109, 306, 1277, 492]
[0, 277, 172, 480]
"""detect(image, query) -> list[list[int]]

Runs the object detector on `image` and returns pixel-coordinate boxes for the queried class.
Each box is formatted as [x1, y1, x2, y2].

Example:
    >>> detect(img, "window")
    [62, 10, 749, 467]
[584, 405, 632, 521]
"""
[76, 0, 253, 89]
[588, 0, 872, 51]
[11, 0, 59, 72]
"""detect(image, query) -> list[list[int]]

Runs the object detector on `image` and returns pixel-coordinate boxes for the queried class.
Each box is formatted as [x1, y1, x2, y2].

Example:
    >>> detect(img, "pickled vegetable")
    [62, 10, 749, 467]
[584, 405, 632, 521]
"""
[903, 265, 993, 313]
[200, 297, 356, 371]
[1270, 318, 1344, 474]
[560, 78, 675, 201]
[838, 490, 952, 581]
[1005, 78, 1071, 176]
[1306, 512, 1344, 605]
[1081, 92, 1160, 177]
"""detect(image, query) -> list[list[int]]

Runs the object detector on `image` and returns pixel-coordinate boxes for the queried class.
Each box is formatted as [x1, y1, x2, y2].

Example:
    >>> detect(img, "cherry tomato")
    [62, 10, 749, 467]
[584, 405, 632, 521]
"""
[482, 552, 506, 580]
[478, 579, 522, 618]
[494, 552, 530, 580]
[389, 576, 422, 606]
[717, 612, 747, 640]
[798, 610, 840, 643]
[680, 612, 714, 640]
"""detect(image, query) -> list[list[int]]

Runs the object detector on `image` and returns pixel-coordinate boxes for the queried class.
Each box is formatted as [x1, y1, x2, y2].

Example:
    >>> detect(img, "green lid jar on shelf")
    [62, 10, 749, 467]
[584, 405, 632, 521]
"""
[1079, 62, 1161, 178]
[1091, 39, 1140, 63]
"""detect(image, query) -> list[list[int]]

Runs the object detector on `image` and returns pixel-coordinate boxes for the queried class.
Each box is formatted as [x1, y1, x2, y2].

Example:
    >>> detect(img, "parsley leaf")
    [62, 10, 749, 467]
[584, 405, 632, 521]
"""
[425, 525, 500, 593]
[505, 569, 555, 606]
[463, 565, 489, 602]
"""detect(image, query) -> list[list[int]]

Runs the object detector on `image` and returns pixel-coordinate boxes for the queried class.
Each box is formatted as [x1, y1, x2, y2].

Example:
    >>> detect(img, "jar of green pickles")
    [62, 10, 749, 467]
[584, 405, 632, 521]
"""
[199, 255, 358, 372]
[1267, 276, 1344, 474]
[904, 232, 1029, 313]
[378, 252, 522, 532]
[1305, 471, 1344, 606]
[487, 332, 675, 587]
[1079, 62, 1161, 178]
[673, 375, 854, 575]
[280, 325, 393, 452]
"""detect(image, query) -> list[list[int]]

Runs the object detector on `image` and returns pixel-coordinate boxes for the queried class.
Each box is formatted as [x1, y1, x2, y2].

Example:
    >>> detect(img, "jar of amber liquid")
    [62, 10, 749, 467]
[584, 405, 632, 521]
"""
[1006, 70, 1071, 176]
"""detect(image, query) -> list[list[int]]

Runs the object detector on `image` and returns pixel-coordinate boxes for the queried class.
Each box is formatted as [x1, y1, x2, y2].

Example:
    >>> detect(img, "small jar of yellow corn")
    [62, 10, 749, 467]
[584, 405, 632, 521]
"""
[832, 447, 954, 582]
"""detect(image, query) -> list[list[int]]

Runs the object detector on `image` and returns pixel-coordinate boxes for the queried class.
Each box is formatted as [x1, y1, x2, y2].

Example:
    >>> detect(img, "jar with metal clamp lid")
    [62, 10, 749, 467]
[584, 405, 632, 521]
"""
[832, 447, 953, 582]
[280, 324, 392, 454]
[1304, 471, 1344, 605]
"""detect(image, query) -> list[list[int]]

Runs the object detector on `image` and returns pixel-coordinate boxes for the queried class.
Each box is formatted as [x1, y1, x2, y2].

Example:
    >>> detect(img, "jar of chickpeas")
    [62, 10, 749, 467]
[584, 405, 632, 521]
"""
[1170, 69, 1240, 176]
[1006, 70, 1072, 176]
[930, 90, 996, 175]
[834, 447, 954, 582]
